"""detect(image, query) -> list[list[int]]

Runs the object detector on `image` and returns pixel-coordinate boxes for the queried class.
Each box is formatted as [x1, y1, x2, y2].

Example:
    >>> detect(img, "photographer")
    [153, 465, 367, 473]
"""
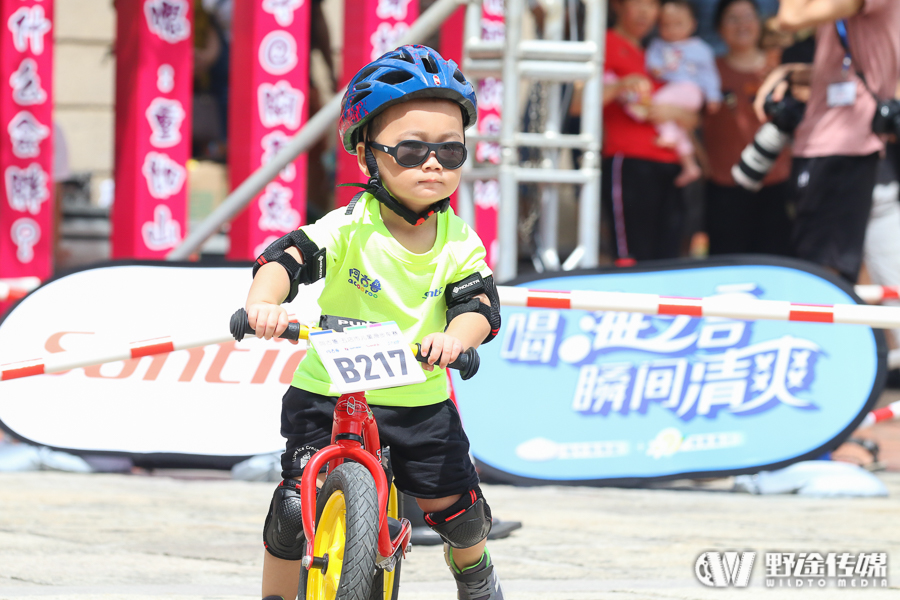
[752, 0, 900, 283]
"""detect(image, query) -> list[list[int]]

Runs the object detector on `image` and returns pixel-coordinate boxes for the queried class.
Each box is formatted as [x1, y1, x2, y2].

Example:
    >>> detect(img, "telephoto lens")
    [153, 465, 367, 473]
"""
[732, 88, 806, 191]
[731, 123, 793, 191]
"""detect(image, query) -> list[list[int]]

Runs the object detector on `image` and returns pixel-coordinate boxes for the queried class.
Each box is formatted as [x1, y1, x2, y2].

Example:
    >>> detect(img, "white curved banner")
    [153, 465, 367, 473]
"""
[0, 262, 324, 467]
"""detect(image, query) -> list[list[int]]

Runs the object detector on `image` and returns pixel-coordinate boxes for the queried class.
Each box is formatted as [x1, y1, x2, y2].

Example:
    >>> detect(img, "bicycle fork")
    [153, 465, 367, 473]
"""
[300, 393, 412, 572]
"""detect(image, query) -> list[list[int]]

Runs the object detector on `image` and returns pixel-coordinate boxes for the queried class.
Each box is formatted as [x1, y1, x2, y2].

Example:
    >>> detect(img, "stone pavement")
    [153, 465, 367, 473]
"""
[0, 469, 897, 600]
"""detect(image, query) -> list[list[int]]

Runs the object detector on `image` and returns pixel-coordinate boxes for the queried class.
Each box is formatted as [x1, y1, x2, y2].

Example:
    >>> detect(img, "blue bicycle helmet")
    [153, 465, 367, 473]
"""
[339, 45, 478, 155]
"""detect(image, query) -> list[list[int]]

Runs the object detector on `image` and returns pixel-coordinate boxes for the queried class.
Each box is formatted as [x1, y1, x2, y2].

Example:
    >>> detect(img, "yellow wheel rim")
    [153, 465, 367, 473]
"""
[307, 491, 346, 600]
[381, 483, 399, 599]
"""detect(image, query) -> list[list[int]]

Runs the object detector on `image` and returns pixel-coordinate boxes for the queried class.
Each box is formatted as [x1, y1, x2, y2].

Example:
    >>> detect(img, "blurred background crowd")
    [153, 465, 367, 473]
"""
[52, 0, 900, 294]
[592, 0, 900, 290]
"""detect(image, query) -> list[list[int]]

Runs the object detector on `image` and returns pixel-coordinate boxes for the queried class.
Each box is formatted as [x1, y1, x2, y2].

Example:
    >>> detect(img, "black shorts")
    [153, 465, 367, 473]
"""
[601, 155, 684, 261]
[790, 153, 879, 282]
[279, 386, 480, 499]
[705, 181, 793, 256]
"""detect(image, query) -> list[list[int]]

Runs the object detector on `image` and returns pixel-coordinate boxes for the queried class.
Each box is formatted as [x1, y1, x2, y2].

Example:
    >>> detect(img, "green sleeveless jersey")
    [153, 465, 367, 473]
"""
[291, 192, 491, 406]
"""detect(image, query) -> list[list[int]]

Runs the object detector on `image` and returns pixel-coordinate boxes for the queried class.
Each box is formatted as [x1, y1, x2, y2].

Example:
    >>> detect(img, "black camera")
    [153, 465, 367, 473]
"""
[732, 88, 807, 192]
[872, 99, 900, 136]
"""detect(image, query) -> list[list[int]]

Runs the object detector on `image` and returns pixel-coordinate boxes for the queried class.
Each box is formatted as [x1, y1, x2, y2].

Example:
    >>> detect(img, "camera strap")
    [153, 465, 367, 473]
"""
[835, 20, 879, 100]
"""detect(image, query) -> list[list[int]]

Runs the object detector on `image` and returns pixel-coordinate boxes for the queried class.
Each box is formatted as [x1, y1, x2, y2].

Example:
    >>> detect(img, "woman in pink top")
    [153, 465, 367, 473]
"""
[754, 0, 900, 282]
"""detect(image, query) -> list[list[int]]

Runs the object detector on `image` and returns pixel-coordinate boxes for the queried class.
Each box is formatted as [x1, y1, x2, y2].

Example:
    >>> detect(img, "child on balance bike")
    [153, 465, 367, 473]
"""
[244, 45, 504, 600]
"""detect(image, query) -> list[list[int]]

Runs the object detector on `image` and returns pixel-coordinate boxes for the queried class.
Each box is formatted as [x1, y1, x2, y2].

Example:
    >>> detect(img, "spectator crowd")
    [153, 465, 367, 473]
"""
[187, 0, 900, 294]
[597, 0, 900, 290]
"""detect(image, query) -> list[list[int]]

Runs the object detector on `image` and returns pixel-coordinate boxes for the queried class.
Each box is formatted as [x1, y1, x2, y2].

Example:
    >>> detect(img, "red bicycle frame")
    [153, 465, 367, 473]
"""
[300, 392, 412, 566]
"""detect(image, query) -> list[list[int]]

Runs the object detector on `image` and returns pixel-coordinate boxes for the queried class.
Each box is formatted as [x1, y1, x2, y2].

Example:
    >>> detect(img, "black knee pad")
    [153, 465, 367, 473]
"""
[263, 479, 306, 560]
[424, 486, 492, 549]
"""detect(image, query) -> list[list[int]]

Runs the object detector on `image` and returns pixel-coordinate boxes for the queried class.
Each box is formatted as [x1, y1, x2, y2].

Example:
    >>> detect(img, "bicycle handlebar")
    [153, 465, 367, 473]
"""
[230, 308, 304, 341]
[412, 343, 480, 381]
[230, 308, 480, 380]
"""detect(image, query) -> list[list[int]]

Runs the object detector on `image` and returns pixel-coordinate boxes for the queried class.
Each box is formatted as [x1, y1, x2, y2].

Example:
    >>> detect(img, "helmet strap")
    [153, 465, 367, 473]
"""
[343, 146, 449, 227]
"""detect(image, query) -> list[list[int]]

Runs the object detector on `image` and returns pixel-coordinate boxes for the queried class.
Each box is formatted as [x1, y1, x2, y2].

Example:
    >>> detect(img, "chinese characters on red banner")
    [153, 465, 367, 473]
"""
[335, 0, 419, 206]
[473, 0, 504, 269]
[228, 0, 310, 260]
[1, 0, 54, 280]
[112, 0, 193, 258]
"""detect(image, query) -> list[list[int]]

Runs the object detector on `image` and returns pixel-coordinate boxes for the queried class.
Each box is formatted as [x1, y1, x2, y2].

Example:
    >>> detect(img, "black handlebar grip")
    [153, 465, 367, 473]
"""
[230, 308, 252, 341]
[413, 344, 480, 381]
[230, 308, 301, 342]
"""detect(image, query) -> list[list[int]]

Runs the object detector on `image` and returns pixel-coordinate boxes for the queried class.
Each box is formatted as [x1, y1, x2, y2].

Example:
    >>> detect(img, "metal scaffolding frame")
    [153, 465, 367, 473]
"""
[459, 0, 606, 282]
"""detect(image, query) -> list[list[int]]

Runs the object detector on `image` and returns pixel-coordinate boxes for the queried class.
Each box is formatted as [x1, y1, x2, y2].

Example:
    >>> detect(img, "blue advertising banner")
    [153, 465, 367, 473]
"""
[454, 258, 887, 485]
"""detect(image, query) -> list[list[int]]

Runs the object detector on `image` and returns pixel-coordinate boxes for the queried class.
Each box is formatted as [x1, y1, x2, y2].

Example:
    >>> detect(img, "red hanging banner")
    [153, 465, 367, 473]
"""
[439, 6, 465, 67]
[112, 0, 194, 258]
[438, 5, 465, 212]
[472, 0, 503, 269]
[335, 0, 419, 206]
[227, 0, 311, 260]
[0, 0, 54, 281]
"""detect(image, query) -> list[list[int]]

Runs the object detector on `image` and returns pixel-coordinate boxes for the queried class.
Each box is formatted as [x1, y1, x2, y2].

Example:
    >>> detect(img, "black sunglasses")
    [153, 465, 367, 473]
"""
[368, 140, 468, 170]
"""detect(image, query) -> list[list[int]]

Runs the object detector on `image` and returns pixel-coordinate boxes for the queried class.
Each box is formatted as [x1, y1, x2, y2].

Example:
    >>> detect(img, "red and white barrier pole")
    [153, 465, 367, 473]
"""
[0, 313, 299, 382]
[0, 332, 234, 381]
[498, 286, 900, 329]
[855, 285, 900, 304]
[0, 276, 40, 301]
[859, 400, 900, 429]
[10, 287, 900, 382]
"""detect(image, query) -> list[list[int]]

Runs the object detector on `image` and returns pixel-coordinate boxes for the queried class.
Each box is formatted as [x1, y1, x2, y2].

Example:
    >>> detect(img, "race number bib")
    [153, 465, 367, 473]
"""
[309, 322, 426, 393]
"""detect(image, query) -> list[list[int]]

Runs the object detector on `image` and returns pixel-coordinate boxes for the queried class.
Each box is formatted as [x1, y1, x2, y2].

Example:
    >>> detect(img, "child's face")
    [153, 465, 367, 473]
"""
[659, 3, 695, 43]
[357, 98, 465, 212]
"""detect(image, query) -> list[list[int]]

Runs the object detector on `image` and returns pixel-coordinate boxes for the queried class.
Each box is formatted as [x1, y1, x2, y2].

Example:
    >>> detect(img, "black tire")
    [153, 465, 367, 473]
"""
[299, 462, 379, 600]
[370, 559, 401, 600]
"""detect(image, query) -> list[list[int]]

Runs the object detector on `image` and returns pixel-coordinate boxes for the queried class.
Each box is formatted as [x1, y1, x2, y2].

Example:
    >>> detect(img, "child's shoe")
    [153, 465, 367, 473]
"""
[445, 545, 504, 600]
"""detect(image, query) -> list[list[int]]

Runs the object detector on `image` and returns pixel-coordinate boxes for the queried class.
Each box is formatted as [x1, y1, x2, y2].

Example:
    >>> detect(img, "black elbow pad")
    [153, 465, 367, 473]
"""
[252, 230, 326, 302]
[444, 273, 501, 344]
